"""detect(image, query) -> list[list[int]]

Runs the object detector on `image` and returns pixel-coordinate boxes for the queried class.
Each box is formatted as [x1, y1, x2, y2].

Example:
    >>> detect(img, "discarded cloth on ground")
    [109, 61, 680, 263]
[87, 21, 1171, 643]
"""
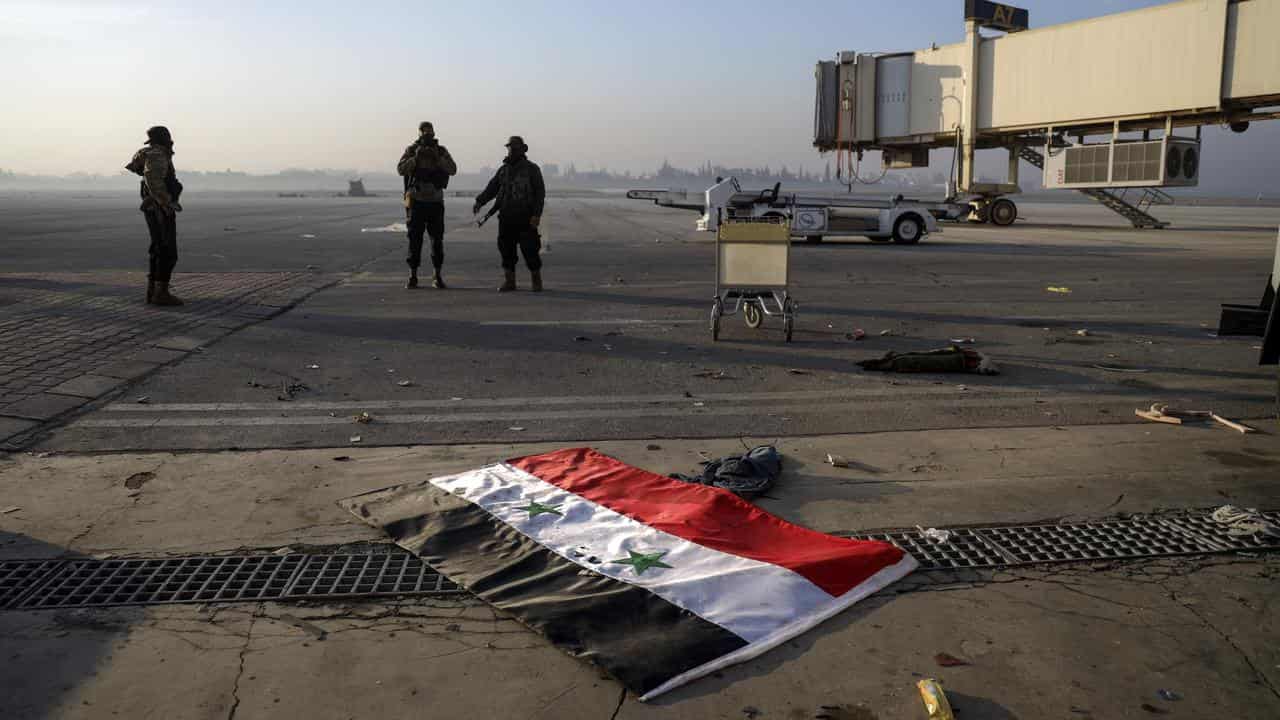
[340, 447, 915, 701]
[670, 445, 781, 498]
[857, 346, 999, 375]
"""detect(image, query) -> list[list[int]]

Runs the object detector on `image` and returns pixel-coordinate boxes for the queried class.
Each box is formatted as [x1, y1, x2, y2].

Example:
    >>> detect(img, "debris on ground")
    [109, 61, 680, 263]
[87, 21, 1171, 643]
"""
[1156, 689, 1182, 702]
[1047, 286, 1072, 294]
[306, 364, 320, 370]
[300, 234, 317, 239]
[879, 329, 894, 336]
[1141, 703, 1170, 715]
[693, 369, 734, 380]
[948, 337, 976, 344]
[123, 472, 154, 490]
[135, 396, 151, 404]
[1, 507, 20, 514]
[646, 444, 662, 451]
[353, 412, 373, 424]
[1076, 329, 1091, 337]
[933, 652, 969, 667]
[574, 336, 591, 342]
[272, 546, 294, 555]
[827, 453, 850, 468]
[396, 380, 414, 387]
[1135, 404, 1256, 433]
[917, 679, 956, 719]
[1095, 364, 1149, 373]
[851, 329, 866, 341]
[349, 435, 362, 443]
[508, 426, 526, 431]
[277, 613, 327, 640]
[858, 347, 999, 375]
[278, 381, 308, 401]
[332, 456, 352, 462]
[918, 527, 953, 544]
[670, 445, 781, 498]
[787, 368, 811, 375]
[1211, 506, 1280, 539]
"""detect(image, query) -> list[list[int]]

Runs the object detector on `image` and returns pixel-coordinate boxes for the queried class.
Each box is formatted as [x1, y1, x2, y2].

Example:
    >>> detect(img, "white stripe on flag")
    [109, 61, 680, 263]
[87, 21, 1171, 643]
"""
[433, 464, 872, 645]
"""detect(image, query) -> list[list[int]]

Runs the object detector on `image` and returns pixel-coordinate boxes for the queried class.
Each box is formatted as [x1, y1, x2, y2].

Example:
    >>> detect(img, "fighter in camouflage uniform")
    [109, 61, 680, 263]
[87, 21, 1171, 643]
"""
[397, 121, 458, 289]
[125, 126, 184, 306]
[473, 136, 546, 292]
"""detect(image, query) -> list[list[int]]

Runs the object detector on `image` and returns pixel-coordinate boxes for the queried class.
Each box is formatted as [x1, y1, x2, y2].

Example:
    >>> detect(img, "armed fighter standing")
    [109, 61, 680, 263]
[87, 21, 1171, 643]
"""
[473, 136, 546, 292]
[397, 121, 458, 289]
[125, 125, 184, 306]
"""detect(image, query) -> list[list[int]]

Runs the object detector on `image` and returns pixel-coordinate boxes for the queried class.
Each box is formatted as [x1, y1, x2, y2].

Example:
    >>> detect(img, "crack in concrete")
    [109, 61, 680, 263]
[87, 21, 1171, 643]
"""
[607, 687, 627, 720]
[1167, 586, 1280, 703]
[225, 604, 261, 720]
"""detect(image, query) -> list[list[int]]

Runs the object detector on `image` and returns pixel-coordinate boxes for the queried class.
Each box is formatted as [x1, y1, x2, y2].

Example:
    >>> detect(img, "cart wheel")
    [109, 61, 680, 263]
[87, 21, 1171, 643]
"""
[710, 300, 722, 341]
[743, 301, 763, 329]
[783, 300, 795, 343]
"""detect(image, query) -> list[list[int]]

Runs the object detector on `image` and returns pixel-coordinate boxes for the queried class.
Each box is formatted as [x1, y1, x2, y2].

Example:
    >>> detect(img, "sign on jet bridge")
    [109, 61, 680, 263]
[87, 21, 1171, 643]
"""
[964, 0, 1029, 32]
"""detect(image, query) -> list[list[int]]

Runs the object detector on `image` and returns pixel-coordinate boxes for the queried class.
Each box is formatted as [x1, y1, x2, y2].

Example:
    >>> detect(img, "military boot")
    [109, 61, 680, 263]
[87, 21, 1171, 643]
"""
[432, 268, 447, 289]
[152, 281, 184, 307]
[146, 279, 156, 305]
[530, 271, 543, 292]
[498, 270, 517, 292]
[406, 271, 419, 289]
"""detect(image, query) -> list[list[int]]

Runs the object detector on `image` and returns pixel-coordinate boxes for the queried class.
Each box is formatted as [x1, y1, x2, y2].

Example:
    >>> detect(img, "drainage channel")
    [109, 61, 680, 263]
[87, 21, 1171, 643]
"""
[1, 553, 461, 611]
[2, 511, 1276, 611]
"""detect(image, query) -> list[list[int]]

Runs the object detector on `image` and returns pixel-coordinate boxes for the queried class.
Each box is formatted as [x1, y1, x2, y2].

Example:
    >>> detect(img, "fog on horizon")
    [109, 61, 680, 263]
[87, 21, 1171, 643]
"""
[2, 0, 1277, 194]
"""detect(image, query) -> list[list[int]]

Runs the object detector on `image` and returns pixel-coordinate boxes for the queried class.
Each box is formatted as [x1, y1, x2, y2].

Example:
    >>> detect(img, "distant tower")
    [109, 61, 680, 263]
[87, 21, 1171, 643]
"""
[347, 179, 368, 197]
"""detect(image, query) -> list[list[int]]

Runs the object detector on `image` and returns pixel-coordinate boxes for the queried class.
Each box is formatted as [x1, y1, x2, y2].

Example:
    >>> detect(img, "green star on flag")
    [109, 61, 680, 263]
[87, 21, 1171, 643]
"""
[611, 550, 673, 575]
[518, 501, 563, 518]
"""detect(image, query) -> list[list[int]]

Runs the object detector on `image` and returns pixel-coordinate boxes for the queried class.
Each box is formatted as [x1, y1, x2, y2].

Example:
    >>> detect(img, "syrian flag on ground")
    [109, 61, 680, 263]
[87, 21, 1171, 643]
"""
[341, 447, 916, 701]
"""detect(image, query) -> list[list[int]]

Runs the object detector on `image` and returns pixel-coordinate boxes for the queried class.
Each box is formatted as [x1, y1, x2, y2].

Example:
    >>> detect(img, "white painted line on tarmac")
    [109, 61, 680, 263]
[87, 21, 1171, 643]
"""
[101, 387, 1049, 414]
[478, 319, 700, 327]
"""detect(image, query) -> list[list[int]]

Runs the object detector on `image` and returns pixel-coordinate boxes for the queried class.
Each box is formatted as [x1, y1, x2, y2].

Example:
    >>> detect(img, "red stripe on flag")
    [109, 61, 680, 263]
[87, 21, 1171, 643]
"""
[509, 448, 906, 597]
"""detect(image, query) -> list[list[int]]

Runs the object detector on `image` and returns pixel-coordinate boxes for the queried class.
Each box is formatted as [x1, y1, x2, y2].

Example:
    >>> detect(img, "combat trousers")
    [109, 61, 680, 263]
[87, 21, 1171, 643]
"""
[144, 208, 178, 282]
[406, 200, 445, 270]
[497, 215, 542, 272]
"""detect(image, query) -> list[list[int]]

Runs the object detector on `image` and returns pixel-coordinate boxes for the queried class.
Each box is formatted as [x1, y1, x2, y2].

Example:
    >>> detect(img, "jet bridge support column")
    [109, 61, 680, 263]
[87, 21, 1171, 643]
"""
[959, 19, 981, 192]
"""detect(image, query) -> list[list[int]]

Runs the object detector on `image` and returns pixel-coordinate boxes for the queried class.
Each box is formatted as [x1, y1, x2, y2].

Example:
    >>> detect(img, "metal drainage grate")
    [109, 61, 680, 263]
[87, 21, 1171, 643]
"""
[10, 552, 463, 610]
[974, 518, 1226, 565]
[284, 553, 460, 599]
[1162, 512, 1280, 552]
[20, 555, 307, 609]
[0, 560, 63, 609]
[854, 529, 1009, 570]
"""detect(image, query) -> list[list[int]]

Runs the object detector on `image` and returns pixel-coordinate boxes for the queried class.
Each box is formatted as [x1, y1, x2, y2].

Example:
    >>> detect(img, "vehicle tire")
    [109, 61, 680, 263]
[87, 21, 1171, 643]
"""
[892, 214, 924, 244]
[710, 300, 722, 341]
[989, 198, 1017, 226]
[805, 235, 824, 244]
[743, 301, 763, 329]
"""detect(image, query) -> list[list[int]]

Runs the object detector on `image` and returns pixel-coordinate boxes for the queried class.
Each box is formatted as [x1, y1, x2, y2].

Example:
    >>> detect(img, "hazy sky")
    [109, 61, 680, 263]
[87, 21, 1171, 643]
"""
[1, 0, 1273, 177]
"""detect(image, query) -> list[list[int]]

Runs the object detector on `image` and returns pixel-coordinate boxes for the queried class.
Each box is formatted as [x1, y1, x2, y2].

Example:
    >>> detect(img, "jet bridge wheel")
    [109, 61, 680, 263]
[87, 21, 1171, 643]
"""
[892, 214, 924, 245]
[989, 198, 1018, 226]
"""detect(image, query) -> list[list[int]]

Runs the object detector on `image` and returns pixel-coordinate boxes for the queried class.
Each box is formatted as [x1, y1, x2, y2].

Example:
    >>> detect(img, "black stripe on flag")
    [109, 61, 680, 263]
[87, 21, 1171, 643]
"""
[344, 480, 748, 697]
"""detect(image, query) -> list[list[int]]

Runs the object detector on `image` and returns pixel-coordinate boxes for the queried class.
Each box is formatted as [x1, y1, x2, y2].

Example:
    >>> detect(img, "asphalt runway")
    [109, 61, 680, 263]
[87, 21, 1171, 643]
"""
[2, 189, 1277, 451]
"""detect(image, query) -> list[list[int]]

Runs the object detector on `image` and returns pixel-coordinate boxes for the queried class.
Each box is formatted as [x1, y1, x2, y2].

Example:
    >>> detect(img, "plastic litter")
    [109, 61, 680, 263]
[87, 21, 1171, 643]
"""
[917, 679, 956, 720]
[136, 396, 151, 404]
[1156, 689, 1182, 702]
[1211, 505, 1280, 539]
[396, 380, 414, 387]
[918, 526, 953, 544]
[1047, 286, 1072, 294]
[349, 435, 362, 443]
[353, 412, 373, 424]
[670, 445, 781, 498]
[508, 426, 526, 432]
[827, 453, 850, 468]
[933, 652, 969, 667]
[307, 364, 320, 370]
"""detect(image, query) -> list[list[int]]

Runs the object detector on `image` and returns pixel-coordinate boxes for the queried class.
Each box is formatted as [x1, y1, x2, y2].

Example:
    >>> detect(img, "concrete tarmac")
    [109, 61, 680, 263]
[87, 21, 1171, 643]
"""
[1, 191, 1273, 451]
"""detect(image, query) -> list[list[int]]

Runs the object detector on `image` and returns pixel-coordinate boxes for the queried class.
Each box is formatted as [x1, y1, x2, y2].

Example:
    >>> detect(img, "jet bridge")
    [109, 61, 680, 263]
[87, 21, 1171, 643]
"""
[814, 0, 1280, 226]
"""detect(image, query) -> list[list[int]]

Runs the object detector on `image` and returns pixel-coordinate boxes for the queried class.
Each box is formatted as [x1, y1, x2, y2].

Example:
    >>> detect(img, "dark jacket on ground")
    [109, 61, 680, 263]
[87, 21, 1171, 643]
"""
[476, 156, 545, 219]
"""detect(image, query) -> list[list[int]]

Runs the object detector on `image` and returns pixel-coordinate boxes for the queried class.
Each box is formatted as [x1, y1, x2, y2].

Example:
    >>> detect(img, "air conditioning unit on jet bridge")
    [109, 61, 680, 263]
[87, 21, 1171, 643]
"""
[1043, 137, 1199, 190]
